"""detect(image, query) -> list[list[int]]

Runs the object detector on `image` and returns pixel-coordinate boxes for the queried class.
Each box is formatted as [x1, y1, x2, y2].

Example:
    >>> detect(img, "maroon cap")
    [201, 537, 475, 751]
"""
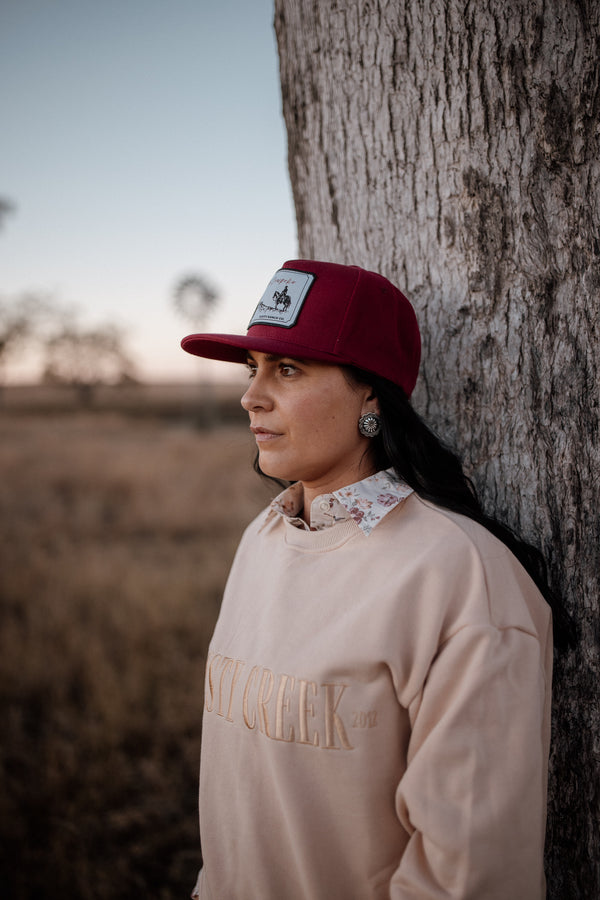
[181, 259, 421, 395]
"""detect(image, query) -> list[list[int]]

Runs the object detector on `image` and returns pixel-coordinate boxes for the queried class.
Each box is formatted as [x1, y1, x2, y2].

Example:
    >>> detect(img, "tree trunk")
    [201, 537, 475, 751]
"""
[275, 1, 600, 895]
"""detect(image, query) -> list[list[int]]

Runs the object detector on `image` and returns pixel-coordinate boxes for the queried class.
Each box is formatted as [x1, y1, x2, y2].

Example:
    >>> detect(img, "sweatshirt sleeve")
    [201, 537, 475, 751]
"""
[391, 622, 551, 900]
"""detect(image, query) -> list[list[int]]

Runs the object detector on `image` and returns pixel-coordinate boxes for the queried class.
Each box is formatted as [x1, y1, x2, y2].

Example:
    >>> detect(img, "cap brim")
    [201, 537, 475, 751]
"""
[181, 333, 255, 364]
[180, 332, 346, 367]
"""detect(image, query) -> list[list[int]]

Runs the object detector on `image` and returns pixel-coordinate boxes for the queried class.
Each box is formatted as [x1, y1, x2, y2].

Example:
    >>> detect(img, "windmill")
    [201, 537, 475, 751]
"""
[173, 274, 219, 330]
[172, 273, 221, 426]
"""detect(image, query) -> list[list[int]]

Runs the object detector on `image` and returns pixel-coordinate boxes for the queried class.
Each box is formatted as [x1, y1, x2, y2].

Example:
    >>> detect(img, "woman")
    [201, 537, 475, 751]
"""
[182, 259, 558, 900]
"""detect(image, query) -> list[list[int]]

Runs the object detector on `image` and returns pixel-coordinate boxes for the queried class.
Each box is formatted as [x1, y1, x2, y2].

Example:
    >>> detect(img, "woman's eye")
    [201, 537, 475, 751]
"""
[280, 363, 298, 376]
[246, 365, 257, 379]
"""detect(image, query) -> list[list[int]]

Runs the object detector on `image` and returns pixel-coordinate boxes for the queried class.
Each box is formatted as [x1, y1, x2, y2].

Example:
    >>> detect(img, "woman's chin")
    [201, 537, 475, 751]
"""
[258, 452, 295, 483]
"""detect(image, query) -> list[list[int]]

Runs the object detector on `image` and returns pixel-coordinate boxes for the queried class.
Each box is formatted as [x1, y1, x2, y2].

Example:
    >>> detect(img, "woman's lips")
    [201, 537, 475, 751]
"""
[251, 426, 282, 443]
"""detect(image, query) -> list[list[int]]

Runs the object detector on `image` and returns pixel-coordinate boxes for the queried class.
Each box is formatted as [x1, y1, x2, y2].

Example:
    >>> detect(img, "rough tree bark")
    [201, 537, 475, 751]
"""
[275, 1, 599, 896]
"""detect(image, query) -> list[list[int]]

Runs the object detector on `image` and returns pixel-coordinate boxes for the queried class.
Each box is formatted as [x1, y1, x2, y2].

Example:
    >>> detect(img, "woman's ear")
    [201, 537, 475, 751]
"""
[362, 388, 380, 416]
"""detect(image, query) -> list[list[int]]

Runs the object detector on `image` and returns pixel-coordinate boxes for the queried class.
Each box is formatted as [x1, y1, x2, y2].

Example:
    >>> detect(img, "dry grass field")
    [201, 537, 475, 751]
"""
[0, 391, 276, 898]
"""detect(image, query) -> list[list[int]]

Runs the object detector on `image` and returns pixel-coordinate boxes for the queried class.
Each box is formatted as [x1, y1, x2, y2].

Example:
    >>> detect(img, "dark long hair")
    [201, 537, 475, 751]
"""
[347, 367, 573, 650]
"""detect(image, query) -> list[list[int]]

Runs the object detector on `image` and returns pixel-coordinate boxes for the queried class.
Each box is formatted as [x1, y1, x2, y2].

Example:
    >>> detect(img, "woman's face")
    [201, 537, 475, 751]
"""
[241, 352, 379, 494]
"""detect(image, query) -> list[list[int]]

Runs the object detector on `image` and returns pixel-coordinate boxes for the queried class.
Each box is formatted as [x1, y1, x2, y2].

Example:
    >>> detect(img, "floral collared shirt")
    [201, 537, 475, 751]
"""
[268, 468, 414, 537]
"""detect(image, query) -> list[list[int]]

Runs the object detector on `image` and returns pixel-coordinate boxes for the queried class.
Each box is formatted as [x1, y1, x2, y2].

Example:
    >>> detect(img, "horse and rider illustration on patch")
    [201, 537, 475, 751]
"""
[271, 285, 292, 312]
[248, 269, 316, 330]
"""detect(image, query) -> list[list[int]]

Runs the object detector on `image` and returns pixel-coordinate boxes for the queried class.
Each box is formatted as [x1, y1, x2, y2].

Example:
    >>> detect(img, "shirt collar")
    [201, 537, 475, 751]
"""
[268, 468, 413, 536]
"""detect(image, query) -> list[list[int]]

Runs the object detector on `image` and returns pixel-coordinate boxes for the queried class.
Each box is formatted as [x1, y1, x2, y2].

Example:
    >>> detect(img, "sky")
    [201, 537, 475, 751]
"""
[1, 0, 297, 383]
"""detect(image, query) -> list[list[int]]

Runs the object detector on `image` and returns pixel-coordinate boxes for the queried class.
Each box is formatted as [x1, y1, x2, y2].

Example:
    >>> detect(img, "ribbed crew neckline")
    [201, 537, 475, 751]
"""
[282, 516, 360, 551]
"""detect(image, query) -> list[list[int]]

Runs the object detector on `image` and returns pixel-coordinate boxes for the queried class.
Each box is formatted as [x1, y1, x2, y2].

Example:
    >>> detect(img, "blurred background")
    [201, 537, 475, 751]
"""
[1, 1, 295, 896]
[2, 0, 296, 385]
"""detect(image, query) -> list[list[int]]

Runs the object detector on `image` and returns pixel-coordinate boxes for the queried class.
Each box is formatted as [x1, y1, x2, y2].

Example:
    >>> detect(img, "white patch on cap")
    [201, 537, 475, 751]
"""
[248, 269, 315, 329]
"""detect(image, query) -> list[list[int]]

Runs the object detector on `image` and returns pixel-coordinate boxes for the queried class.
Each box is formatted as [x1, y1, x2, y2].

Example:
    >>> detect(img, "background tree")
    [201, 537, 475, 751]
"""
[275, 1, 599, 896]
[42, 321, 138, 404]
[0, 293, 55, 386]
[0, 197, 14, 231]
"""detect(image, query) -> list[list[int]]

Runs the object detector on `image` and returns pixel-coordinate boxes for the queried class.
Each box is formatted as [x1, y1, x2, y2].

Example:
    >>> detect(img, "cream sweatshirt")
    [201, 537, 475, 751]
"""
[195, 492, 552, 899]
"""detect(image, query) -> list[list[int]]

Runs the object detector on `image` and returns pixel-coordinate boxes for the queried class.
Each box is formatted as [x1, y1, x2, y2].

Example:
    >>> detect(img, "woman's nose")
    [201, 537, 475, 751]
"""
[241, 376, 273, 412]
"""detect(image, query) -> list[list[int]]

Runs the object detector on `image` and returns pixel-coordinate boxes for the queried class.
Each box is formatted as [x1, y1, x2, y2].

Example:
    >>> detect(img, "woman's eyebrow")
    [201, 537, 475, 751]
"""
[246, 353, 309, 364]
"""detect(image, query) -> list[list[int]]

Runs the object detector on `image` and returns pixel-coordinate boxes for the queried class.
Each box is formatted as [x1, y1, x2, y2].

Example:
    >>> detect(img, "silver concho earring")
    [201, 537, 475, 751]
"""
[358, 412, 381, 437]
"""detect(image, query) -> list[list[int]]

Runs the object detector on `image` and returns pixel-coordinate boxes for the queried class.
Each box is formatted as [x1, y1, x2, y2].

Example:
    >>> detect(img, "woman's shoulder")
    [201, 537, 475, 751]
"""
[393, 494, 550, 636]
[238, 503, 279, 543]
[394, 492, 512, 561]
